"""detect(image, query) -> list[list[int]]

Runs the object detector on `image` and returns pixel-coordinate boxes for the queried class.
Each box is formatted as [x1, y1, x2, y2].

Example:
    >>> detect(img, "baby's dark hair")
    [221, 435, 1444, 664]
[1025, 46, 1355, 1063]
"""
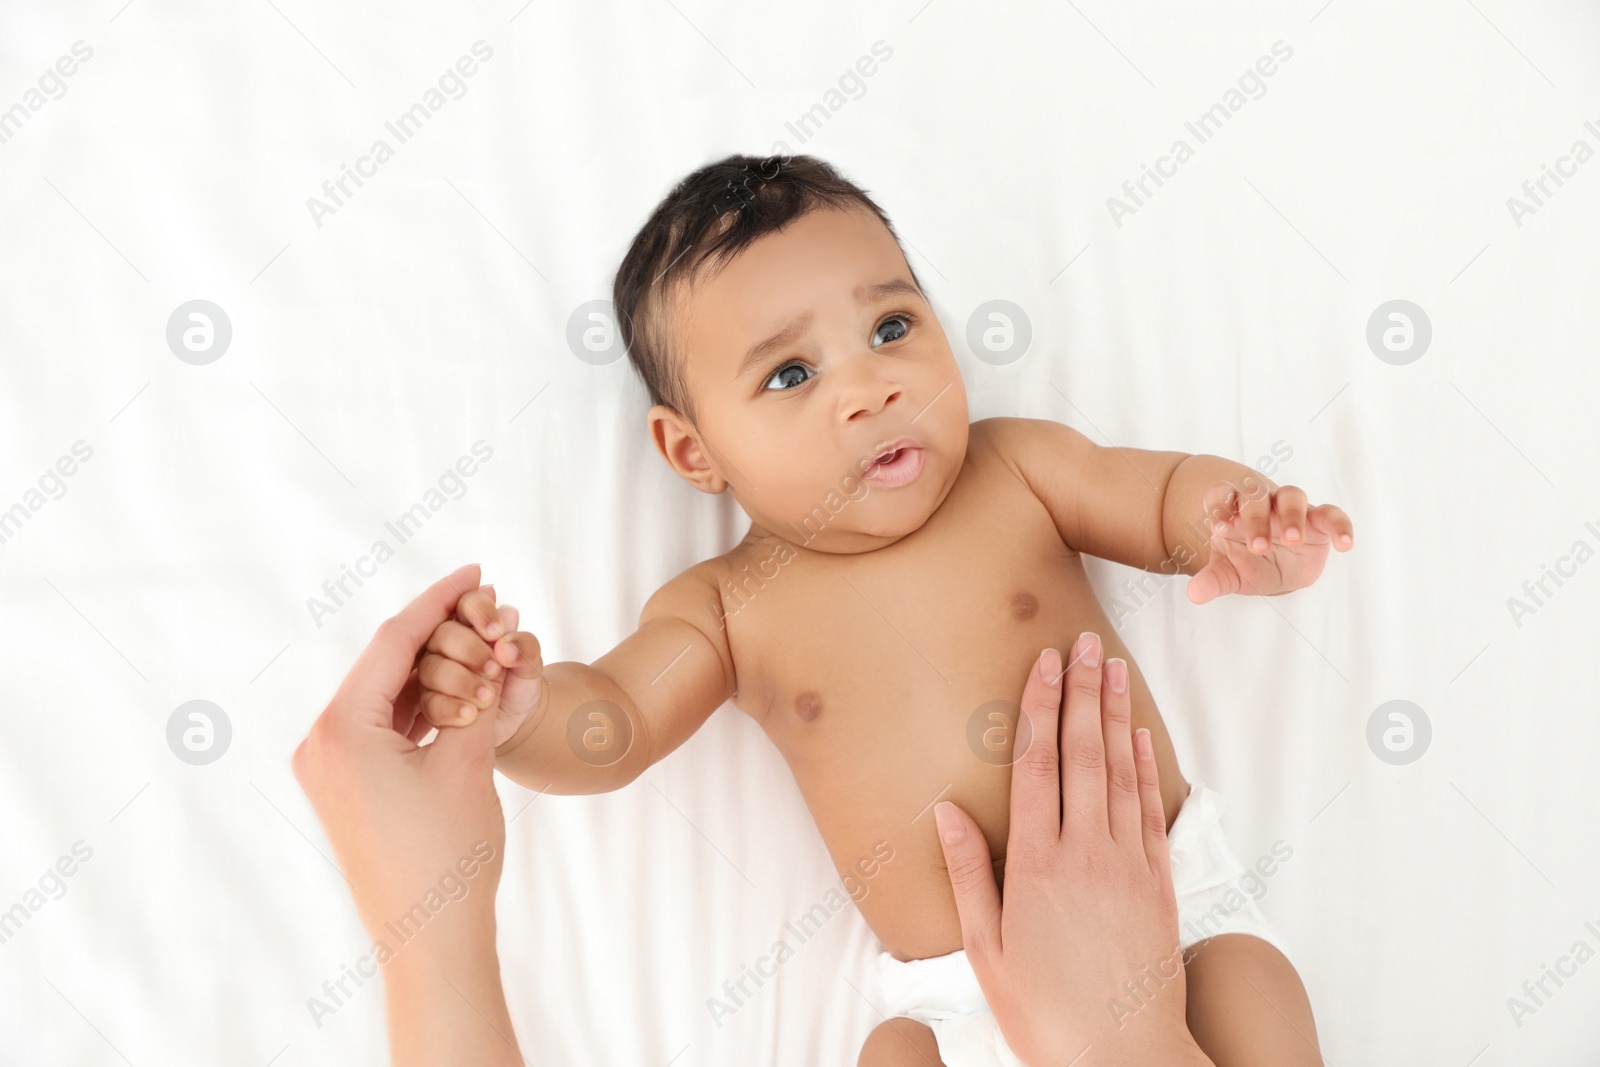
[612, 153, 921, 424]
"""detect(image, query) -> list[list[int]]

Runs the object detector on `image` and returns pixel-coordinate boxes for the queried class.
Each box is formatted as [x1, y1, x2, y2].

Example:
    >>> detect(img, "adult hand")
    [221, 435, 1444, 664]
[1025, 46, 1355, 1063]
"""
[293, 563, 523, 1066]
[933, 634, 1213, 1067]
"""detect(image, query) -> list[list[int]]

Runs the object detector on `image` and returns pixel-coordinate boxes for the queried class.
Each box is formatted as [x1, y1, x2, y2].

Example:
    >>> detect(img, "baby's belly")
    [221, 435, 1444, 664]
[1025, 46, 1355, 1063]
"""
[791, 730, 1023, 962]
[745, 565, 1186, 962]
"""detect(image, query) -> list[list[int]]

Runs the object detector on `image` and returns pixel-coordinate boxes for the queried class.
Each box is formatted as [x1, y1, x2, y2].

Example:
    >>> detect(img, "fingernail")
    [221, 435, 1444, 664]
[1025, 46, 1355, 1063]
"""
[459, 704, 477, 724]
[1285, 526, 1299, 542]
[1251, 536, 1269, 552]
[1106, 658, 1127, 693]
[486, 623, 503, 639]
[1040, 647, 1062, 684]
[1135, 728, 1152, 757]
[476, 686, 493, 703]
[503, 644, 519, 661]
[933, 802, 965, 845]
[1076, 632, 1101, 669]
[483, 660, 500, 678]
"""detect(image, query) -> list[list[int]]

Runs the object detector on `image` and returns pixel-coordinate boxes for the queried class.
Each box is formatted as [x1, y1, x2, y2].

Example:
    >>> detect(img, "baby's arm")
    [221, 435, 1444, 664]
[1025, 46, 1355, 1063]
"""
[982, 417, 1351, 595]
[984, 416, 1237, 571]
[423, 563, 735, 795]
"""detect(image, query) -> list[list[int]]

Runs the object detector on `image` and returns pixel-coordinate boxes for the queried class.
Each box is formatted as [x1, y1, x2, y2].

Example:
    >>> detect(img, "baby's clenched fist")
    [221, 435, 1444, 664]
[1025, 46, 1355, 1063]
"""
[417, 585, 546, 747]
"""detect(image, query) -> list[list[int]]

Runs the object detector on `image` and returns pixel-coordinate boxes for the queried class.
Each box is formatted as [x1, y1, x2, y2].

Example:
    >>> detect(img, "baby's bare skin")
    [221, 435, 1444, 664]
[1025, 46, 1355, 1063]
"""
[416, 200, 1349, 1065]
[715, 420, 1188, 962]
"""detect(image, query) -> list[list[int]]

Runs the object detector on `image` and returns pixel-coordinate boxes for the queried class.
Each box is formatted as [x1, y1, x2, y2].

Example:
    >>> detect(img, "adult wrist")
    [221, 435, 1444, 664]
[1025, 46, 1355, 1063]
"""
[383, 919, 520, 1067]
[380, 910, 500, 980]
[1117, 1031, 1215, 1067]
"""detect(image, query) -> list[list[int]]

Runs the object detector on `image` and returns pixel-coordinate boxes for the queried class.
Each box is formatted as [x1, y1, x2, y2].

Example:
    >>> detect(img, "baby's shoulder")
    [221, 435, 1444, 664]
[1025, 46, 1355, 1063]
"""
[640, 535, 786, 619]
[960, 412, 1088, 476]
[638, 555, 729, 630]
[964, 416, 1083, 480]
[966, 415, 1090, 461]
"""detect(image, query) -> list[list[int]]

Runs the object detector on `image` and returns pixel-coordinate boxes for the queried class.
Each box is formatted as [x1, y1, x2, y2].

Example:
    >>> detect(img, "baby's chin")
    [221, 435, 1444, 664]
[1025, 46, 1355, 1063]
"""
[770, 497, 943, 554]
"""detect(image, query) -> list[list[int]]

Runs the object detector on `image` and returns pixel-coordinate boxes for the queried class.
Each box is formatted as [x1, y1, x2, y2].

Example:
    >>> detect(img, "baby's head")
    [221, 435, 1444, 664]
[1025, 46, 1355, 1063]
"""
[613, 154, 970, 554]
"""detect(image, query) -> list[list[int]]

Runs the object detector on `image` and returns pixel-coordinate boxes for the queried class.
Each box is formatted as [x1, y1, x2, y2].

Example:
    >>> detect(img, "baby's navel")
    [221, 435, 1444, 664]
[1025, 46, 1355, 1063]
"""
[794, 690, 823, 722]
[1009, 591, 1039, 621]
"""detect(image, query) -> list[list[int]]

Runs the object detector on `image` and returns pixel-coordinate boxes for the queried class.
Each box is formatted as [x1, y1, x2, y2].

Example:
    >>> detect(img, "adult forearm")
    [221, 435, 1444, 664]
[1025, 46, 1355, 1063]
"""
[385, 917, 522, 1066]
[1159, 454, 1279, 576]
[1121, 1035, 1218, 1067]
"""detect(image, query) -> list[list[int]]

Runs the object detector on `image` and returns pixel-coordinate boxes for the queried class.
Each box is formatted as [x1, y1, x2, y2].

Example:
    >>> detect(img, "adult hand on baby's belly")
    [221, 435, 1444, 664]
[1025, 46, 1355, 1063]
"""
[932, 635, 1212, 1066]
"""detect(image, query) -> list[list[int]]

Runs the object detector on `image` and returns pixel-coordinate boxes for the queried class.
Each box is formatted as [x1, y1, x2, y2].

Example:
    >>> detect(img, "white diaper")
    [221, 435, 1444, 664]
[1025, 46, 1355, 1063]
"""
[872, 783, 1291, 1067]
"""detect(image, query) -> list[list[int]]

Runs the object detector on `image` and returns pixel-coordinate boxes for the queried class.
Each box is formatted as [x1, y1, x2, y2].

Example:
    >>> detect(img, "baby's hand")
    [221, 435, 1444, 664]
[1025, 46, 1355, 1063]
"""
[416, 585, 547, 747]
[1186, 480, 1353, 604]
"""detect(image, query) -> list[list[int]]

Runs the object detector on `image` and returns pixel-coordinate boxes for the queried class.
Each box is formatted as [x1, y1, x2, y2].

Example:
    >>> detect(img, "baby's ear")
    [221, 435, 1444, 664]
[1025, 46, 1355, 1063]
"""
[647, 405, 728, 494]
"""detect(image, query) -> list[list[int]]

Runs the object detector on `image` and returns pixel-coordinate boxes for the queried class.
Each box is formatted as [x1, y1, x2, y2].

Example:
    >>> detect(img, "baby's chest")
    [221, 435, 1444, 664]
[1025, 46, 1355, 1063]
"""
[724, 499, 1101, 735]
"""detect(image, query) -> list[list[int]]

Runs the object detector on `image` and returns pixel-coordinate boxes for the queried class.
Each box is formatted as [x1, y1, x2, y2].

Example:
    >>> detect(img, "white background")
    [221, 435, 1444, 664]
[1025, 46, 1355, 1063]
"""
[2, 0, 1598, 1063]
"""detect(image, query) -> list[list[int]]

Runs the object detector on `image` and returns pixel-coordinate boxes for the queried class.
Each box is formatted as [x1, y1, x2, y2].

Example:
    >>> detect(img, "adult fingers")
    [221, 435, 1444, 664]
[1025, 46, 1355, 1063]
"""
[1008, 647, 1064, 848]
[332, 564, 481, 725]
[1060, 632, 1108, 837]
[934, 801, 1003, 965]
[1101, 657, 1142, 848]
[406, 709, 436, 744]
[1134, 728, 1173, 888]
[390, 670, 424, 738]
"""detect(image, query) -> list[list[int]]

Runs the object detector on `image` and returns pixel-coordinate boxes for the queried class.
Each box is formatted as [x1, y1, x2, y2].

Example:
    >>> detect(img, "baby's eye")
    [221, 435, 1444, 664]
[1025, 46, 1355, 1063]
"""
[871, 315, 911, 348]
[764, 361, 813, 391]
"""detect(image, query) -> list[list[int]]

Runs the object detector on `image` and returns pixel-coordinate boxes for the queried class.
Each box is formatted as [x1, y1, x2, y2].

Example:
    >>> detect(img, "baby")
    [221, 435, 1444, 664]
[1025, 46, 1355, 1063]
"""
[415, 155, 1352, 1067]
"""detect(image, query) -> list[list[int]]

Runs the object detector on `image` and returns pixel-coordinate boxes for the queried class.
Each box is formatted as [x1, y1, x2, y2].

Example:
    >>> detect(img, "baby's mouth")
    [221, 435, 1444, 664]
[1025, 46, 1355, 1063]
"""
[863, 444, 926, 487]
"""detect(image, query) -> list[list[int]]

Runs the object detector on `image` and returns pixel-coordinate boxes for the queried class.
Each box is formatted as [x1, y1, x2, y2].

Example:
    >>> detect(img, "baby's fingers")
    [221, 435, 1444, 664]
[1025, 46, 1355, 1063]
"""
[1273, 485, 1309, 546]
[1200, 481, 1238, 534]
[1187, 549, 1245, 604]
[495, 629, 544, 679]
[456, 587, 504, 643]
[425, 619, 502, 679]
[420, 689, 483, 729]
[1308, 504, 1355, 550]
[1239, 476, 1274, 554]
[417, 652, 500, 727]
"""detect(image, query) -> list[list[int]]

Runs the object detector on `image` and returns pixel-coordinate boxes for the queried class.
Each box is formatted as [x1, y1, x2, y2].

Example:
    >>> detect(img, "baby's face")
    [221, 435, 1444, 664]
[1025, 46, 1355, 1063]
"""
[665, 206, 969, 553]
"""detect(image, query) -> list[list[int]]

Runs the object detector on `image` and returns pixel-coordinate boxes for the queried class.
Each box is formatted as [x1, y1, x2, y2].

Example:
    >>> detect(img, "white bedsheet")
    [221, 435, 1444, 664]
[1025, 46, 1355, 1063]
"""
[3, 1, 1598, 1063]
